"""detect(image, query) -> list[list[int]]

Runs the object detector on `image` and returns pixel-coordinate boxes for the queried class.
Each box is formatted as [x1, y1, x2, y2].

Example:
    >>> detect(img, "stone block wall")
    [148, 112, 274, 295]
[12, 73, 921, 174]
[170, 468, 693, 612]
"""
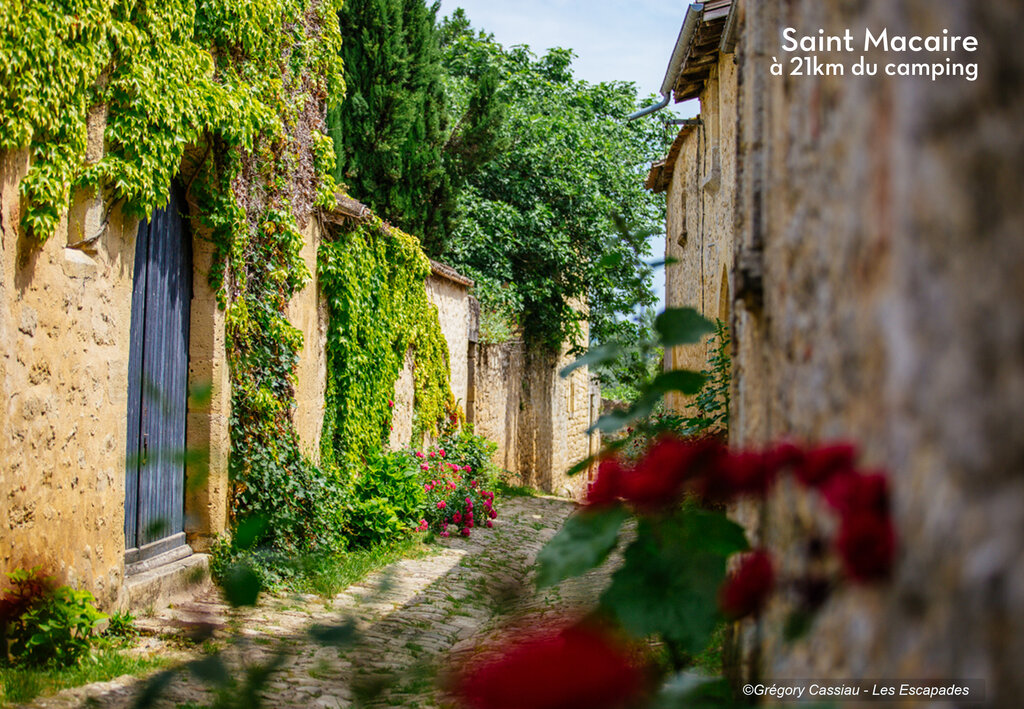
[426, 262, 471, 411]
[472, 339, 596, 499]
[729, 0, 1024, 702]
[663, 54, 737, 412]
[1, 147, 138, 608]
[289, 220, 328, 464]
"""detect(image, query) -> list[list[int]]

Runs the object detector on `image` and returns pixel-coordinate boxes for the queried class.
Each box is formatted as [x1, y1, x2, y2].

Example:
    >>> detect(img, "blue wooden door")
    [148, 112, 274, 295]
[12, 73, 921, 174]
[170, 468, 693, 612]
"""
[125, 186, 192, 564]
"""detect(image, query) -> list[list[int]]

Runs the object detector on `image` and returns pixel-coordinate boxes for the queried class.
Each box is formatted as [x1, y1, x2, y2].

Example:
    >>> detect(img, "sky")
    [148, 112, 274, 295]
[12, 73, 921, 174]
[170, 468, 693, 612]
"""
[436, 0, 699, 310]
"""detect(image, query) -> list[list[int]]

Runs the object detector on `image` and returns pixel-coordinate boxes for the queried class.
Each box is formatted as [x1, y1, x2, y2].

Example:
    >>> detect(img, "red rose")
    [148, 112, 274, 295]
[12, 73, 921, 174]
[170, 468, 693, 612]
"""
[622, 436, 723, 511]
[699, 450, 777, 502]
[821, 471, 889, 517]
[793, 443, 857, 488]
[719, 550, 775, 619]
[453, 624, 645, 709]
[762, 441, 805, 474]
[587, 458, 625, 507]
[836, 513, 895, 582]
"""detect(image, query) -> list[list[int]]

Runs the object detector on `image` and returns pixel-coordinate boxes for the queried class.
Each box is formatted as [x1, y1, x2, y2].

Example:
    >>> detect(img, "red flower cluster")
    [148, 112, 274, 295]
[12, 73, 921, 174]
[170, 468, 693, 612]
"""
[586, 435, 787, 510]
[587, 436, 896, 583]
[719, 550, 775, 619]
[453, 623, 645, 709]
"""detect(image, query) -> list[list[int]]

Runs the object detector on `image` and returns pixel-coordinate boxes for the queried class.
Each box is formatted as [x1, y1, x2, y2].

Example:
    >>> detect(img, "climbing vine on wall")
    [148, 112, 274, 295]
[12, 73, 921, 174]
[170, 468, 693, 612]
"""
[2, 0, 348, 551]
[319, 216, 452, 472]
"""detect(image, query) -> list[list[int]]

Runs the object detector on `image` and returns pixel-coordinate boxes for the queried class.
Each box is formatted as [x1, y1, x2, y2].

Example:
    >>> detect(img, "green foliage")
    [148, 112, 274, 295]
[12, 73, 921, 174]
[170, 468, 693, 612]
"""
[535, 507, 628, 589]
[601, 512, 747, 654]
[318, 217, 453, 469]
[0, 0, 344, 241]
[353, 449, 427, 532]
[1, 569, 107, 668]
[436, 427, 500, 487]
[0, 645, 170, 706]
[328, 0, 458, 254]
[102, 612, 137, 643]
[343, 497, 407, 550]
[439, 17, 675, 349]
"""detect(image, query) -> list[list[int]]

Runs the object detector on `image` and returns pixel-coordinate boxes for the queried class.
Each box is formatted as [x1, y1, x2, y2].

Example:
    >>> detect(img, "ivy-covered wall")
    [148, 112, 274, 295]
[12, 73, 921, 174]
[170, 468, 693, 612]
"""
[1, 0, 459, 605]
[318, 215, 453, 472]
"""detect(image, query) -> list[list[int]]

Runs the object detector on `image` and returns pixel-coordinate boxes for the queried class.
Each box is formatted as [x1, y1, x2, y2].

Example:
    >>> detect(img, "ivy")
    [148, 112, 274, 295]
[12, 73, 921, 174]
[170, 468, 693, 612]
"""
[2, 0, 349, 553]
[318, 215, 453, 472]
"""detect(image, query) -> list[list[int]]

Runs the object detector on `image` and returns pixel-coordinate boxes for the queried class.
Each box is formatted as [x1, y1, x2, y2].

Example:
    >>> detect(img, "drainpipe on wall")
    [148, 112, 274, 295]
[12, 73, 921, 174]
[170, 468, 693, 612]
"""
[627, 3, 704, 121]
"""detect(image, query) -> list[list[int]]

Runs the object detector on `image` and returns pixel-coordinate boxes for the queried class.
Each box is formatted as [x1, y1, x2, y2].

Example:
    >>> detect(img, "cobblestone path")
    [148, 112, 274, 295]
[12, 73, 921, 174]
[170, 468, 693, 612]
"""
[26, 495, 617, 709]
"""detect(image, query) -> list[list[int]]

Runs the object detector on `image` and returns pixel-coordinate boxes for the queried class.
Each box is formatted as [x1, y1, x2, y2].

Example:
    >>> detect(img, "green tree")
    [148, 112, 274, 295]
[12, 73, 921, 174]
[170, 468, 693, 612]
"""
[328, 0, 451, 253]
[438, 18, 674, 350]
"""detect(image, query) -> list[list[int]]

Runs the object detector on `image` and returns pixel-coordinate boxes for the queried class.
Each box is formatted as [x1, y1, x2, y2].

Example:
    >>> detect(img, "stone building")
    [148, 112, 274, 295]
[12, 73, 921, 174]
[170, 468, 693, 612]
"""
[1, 157, 595, 612]
[645, 0, 1024, 703]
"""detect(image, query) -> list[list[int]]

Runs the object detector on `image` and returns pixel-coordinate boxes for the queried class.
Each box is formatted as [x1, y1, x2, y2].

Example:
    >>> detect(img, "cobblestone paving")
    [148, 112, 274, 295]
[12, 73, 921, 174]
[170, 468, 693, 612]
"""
[24, 495, 617, 709]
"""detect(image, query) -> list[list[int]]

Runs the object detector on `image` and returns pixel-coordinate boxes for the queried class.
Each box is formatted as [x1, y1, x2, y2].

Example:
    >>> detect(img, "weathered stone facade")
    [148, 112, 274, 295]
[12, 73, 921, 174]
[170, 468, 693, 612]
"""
[1, 148, 138, 609]
[650, 47, 737, 411]
[653, 0, 1024, 703]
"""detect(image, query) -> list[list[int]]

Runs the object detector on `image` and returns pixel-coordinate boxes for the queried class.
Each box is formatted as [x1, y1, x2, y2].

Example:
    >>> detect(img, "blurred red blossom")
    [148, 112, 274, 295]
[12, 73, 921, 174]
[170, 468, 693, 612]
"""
[719, 550, 775, 619]
[453, 623, 646, 709]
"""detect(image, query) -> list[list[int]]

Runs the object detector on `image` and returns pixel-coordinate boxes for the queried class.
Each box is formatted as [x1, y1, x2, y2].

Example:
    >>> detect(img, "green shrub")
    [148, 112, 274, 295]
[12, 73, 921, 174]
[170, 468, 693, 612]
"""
[354, 449, 427, 529]
[343, 497, 407, 549]
[1, 568, 106, 667]
[102, 611, 137, 642]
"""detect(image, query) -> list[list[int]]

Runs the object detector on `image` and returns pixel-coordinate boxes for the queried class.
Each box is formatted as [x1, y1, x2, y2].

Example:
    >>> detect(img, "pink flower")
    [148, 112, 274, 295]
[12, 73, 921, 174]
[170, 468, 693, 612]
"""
[486, 520, 493, 528]
[415, 451, 425, 459]
[439, 449, 446, 457]
[453, 512, 463, 524]
[461, 527, 471, 537]
[489, 509, 497, 519]
[465, 466, 473, 473]
[388, 399, 394, 408]
[421, 464, 429, 472]
[440, 531, 450, 538]
[437, 501, 447, 509]
[424, 483, 434, 492]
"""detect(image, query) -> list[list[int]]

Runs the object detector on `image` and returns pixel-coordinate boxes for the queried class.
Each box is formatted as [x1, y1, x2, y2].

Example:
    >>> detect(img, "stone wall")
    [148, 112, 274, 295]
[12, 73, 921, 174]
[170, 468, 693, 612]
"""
[728, 0, 1024, 702]
[661, 54, 738, 412]
[1, 147, 138, 609]
[426, 262, 472, 411]
[471, 338, 596, 499]
[289, 220, 328, 464]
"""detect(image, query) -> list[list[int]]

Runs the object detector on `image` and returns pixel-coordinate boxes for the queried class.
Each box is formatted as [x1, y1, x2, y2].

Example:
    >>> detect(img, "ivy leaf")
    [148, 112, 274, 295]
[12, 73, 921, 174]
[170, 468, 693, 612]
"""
[600, 513, 748, 654]
[187, 655, 230, 686]
[654, 308, 715, 347]
[536, 506, 629, 589]
[646, 370, 706, 397]
[559, 343, 622, 378]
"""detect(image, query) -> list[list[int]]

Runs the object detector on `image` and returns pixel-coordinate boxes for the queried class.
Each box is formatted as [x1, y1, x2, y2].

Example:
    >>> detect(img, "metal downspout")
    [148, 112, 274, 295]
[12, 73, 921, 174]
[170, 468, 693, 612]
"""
[627, 3, 704, 121]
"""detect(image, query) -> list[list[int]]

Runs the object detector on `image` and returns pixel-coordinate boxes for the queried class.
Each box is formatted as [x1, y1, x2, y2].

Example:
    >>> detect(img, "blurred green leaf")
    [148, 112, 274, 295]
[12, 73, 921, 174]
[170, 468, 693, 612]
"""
[222, 562, 262, 608]
[655, 308, 715, 347]
[560, 343, 623, 378]
[600, 513, 747, 653]
[647, 370, 706, 397]
[536, 506, 628, 588]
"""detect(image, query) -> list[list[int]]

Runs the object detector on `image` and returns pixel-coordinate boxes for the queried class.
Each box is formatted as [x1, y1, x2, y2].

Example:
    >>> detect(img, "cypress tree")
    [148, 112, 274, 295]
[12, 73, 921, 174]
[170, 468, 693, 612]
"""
[328, 0, 450, 253]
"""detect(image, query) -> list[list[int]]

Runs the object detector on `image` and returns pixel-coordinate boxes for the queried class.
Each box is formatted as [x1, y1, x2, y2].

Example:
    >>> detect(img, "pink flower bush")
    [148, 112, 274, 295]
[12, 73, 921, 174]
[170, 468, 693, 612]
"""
[414, 441, 499, 538]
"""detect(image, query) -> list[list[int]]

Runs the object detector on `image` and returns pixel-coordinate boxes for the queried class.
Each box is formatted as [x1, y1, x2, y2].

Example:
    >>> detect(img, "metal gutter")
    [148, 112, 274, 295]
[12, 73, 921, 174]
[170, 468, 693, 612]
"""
[627, 3, 704, 121]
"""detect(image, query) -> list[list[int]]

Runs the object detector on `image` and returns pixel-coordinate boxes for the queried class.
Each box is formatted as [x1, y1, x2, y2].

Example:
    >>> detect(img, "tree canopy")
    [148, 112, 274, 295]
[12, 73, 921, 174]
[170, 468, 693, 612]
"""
[438, 13, 674, 350]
